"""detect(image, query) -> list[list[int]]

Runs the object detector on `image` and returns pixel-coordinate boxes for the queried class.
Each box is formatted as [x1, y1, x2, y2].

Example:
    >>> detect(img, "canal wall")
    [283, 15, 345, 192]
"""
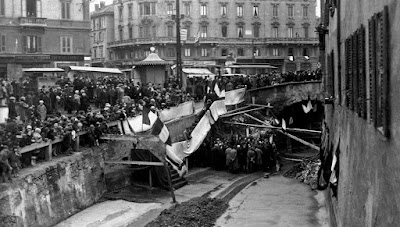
[0, 146, 107, 227]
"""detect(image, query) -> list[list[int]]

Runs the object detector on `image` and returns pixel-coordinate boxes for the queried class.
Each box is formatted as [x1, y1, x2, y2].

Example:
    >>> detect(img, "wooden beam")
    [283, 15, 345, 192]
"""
[222, 121, 321, 135]
[221, 106, 266, 118]
[223, 105, 253, 115]
[101, 135, 138, 142]
[164, 161, 177, 203]
[278, 130, 320, 151]
[105, 161, 164, 166]
[248, 103, 274, 108]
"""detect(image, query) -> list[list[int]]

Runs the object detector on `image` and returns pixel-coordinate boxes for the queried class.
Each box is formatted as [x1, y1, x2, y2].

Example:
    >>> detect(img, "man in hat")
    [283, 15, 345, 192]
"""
[7, 96, 17, 119]
[36, 100, 47, 121]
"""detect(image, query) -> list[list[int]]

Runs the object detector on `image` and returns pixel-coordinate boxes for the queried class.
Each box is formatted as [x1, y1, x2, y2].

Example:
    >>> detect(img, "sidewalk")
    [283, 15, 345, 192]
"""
[215, 175, 329, 227]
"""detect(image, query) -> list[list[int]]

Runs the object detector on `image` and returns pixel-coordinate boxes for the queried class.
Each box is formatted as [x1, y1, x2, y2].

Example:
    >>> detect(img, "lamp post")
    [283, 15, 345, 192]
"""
[175, 0, 182, 88]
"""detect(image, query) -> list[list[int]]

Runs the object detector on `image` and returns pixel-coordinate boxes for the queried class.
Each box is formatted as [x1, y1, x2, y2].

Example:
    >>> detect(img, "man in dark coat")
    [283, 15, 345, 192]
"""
[7, 96, 17, 119]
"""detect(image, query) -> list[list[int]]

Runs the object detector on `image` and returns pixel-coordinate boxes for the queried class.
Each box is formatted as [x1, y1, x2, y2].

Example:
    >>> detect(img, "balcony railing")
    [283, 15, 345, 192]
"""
[19, 17, 47, 27]
[108, 37, 319, 47]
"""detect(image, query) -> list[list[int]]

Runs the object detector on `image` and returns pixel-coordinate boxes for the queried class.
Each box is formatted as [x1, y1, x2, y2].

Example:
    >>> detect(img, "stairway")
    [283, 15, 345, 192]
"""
[169, 165, 188, 190]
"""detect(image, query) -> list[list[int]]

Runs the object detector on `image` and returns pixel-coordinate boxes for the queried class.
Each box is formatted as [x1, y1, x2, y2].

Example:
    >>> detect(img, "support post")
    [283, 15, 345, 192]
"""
[148, 168, 153, 188]
[164, 160, 177, 203]
[45, 142, 52, 161]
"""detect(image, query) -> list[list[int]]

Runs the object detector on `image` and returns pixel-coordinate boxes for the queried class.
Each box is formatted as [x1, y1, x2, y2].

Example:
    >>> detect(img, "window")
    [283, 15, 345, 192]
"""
[253, 5, 259, 17]
[184, 48, 191, 57]
[93, 48, 97, 59]
[237, 26, 243, 38]
[200, 4, 207, 16]
[237, 48, 244, 56]
[303, 48, 308, 56]
[221, 5, 227, 17]
[99, 46, 103, 58]
[101, 17, 105, 29]
[167, 25, 173, 37]
[60, 36, 72, 53]
[0, 0, 4, 16]
[200, 26, 207, 38]
[288, 5, 294, 17]
[273, 27, 279, 38]
[184, 26, 191, 38]
[254, 26, 260, 38]
[272, 48, 279, 56]
[99, 31, 104, 42]
[303, 6, 308, 18]
[119, 28, 123, 41]
[221, 25, 228, 38]
[304, 27, 309, 38]
[184, 3, 191, 16]
[152, 25, 157, 37]
[273, 5, 278, 17]
[140, 2, 156, 16]
[119, 6, 123, 20]
[61, 2, 70, 19]
[288, 27, 293, 38]
[128, 4, 133, 18]
[288, 47, 294, 56]
[237, 5, 243, 17]
[201, 48, 208, 57]
[139, 26, 143, 38]
[167, 3, 173, 15]
[143, 25, 151, 38]
[129, 27, 133, 39]
[0, 34, 5, 52]
[23, 35, 42, 53]
[221, 49, 228, 56]
[253, 47, 260, 56]
[93, 32, 97, 43]
[26, 0, 40, 17]
[166, 48, 175, 57]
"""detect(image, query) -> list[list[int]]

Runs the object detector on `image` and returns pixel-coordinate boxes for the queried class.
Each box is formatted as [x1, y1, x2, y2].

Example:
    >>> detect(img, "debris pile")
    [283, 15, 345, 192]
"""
[284, 157, 321, 190]
[145, 197, 229, 227]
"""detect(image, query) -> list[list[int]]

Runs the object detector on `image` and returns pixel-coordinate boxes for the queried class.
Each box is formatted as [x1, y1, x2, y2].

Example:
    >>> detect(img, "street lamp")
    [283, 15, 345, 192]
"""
[175, 0, 182, 88]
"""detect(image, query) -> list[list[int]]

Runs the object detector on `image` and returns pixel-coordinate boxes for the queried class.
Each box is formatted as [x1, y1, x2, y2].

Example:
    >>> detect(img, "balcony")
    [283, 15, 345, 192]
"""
[19, 17, 47, 28]
[108, 37, 319, 48]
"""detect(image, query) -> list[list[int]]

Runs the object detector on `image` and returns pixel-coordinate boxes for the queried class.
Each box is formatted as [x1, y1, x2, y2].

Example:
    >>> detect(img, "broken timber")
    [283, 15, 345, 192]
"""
[100, 134, 177, 203]
[221, 106, 266, 118]
[222, 121, 321, 135]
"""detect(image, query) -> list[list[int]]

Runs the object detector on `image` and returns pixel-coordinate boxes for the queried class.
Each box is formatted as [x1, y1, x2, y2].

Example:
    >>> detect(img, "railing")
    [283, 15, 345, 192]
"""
[108, 37, 318, 47]
[19, 17, 47, 27]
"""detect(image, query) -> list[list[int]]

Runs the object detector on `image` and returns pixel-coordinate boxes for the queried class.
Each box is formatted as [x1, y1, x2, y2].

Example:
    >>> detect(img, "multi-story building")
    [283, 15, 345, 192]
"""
[91, 2, 115, 67]
[106, 0, 319, 73]
[0, 0, 91, 80]
[320, 0, 400, 226]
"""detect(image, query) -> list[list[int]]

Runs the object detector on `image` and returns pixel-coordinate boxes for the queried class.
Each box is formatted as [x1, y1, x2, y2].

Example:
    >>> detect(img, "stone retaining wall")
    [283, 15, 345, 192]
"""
[0, 146, 107, 227]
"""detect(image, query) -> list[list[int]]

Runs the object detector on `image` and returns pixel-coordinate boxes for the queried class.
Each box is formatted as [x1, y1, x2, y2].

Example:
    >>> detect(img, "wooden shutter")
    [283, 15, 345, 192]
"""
[0, 0, 4, 16]
[359, 25, 367, 119]
[0, 35, 5, 52]
[330, 51, 335, 98]
[37, 36, 42, 53]
[22, 36, 27, 53]
[368, 16, 377, 125]
[348, 36, 353, 110]
[352, 32, 359, 113]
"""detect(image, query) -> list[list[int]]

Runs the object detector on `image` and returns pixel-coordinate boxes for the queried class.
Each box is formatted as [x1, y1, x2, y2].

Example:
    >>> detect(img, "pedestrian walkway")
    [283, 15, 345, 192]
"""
[215, 175, 329, 227]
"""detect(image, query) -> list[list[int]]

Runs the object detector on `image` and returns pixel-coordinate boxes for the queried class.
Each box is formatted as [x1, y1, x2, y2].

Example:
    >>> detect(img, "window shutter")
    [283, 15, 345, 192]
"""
[359, 25, 367, 119]
[61, 3, 65, 19]
[368, 17, 377, 125]
[379, 6, 390, 136]
[37, 36, 42, 53]
[0, 35, 5, 52]
[0, 0, 4, 16]
[22, 36, 27, 53]
[347, 36, 353, 110]
[331, 51, 335, 98]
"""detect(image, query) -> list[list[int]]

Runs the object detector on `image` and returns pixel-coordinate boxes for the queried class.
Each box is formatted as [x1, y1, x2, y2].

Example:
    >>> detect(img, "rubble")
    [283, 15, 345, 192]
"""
[145, 196, 228, 227]
[283, 156, 321, 190]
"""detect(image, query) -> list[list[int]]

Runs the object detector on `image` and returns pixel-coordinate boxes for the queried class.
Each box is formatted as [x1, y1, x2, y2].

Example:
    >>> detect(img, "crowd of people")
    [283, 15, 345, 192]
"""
[191, 133, 280, 174]
[0, 69, 321, 182]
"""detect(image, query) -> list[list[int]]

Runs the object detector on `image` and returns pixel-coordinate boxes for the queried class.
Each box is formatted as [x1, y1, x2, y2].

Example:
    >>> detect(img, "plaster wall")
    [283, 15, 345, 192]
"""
[324, 1, 400, 226]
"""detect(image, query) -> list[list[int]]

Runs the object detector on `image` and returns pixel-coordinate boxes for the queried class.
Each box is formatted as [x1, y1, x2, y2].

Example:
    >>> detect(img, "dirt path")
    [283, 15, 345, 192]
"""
[215, 175, 329, 227]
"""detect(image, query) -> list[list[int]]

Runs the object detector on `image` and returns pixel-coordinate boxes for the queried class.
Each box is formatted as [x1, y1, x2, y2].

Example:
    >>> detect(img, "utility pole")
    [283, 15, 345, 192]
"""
[175, 0, 182, 88]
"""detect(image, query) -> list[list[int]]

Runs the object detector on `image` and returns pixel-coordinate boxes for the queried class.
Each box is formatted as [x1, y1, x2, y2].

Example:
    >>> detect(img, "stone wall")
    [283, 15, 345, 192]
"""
[0, 146, 107, 227]
[246, 81, 323, 108]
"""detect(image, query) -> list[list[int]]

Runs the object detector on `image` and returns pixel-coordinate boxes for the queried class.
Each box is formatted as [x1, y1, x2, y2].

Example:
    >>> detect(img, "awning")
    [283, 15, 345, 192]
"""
[182, 68, 215, 79]
[228, 64, 278, 69]
[23, 68, 64, 73]
[68, 66, 122, 74]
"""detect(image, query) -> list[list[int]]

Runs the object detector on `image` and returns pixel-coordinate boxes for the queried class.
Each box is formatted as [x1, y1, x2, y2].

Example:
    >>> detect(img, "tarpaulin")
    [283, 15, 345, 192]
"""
[119, 111, 158, 134]
[159, 101, 195, 122]
[224, 87, 246, 105]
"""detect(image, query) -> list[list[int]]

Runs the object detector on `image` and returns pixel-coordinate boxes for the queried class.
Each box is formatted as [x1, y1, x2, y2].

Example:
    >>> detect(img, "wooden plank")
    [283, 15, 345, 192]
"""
[164, 161, 177, 203]
[105, 161, 164, 166]
[221, 106, 265, 118]
[223, 105, 252, 115]
[45, 142, 52, 161]
[278, 130, 320, 151]
[248, 103, 274, 108]
[222, 121, 322, 134]
[20, 141, 51, 154]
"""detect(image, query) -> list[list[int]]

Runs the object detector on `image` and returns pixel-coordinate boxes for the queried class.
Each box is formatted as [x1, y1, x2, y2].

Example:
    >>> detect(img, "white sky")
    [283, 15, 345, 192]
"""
[90, 0, 321, 17]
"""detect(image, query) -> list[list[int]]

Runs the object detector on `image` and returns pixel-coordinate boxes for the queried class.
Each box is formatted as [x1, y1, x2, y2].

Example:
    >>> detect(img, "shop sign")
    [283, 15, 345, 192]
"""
[15, 55, 51, 62]
[50, 55, 84, 61]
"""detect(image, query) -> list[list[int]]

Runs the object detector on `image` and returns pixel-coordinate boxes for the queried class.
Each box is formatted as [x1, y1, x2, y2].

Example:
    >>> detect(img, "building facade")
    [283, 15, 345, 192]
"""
[0, 0, 91, 80]
[106, 0, 319, 73]
[91, 2, 115, 67]
[320, 0, 400, 226]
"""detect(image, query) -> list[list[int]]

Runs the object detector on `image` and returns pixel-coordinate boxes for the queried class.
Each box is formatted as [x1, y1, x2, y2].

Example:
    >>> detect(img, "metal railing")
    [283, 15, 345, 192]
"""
[19, 17, 47, 27]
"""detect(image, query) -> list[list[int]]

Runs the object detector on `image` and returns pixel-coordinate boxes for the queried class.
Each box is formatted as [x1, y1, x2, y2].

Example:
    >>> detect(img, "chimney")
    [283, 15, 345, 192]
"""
[100, 1, 105, 9]
[95, 4, 100, 11]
